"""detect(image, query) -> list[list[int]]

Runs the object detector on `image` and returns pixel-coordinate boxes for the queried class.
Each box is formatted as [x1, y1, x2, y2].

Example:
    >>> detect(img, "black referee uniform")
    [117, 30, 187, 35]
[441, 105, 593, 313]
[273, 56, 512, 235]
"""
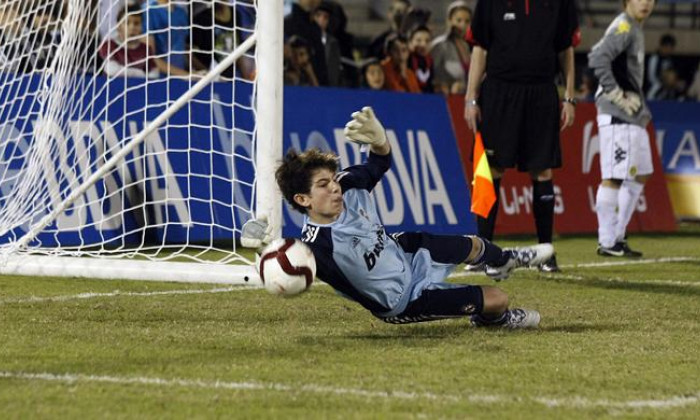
[469, 0, 579, 171]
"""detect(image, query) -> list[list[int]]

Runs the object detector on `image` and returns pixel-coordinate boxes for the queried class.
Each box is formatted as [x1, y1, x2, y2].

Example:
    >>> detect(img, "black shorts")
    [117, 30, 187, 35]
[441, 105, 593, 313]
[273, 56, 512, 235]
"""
[479, 77, 562, 172]
[380, 285, 484, 324]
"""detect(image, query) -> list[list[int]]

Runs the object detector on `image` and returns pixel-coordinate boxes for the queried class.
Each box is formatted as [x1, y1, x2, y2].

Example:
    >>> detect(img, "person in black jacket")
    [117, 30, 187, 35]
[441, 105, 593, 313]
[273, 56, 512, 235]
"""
[285, 0, 329, 86]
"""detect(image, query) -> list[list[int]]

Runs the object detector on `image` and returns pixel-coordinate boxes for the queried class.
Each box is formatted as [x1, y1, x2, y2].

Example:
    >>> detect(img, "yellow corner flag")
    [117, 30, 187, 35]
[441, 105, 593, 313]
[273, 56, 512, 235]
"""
[471, 132, 496, 218]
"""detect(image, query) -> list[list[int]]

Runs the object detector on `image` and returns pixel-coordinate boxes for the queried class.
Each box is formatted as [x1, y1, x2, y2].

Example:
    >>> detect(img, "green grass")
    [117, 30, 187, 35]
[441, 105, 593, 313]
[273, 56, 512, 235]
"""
[1, 226, 700, 419]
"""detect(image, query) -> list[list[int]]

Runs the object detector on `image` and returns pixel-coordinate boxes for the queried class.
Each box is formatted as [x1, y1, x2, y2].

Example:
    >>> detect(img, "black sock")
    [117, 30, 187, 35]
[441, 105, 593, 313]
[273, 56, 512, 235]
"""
[532, 179, 554, 244]
[473, 238, 510, 266]
[471, 311, 509, 326]
[476, 178, 501, 241]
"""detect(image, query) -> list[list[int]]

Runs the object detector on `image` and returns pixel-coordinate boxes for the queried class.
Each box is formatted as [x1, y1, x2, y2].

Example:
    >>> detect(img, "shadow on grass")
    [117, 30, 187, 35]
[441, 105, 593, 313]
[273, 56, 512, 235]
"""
[539, 323, 622, 333]
[541, 273, 700, 297]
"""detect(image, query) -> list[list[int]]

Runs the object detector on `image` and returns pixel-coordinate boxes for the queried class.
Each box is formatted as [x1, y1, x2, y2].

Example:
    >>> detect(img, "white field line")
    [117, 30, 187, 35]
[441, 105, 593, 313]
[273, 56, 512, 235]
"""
[0, 371, 698, 411]
[541, 272, 700, 287]
[450, 256, 700, 281]
[0, 286, 255, 306]
[560, 256, 700, 269]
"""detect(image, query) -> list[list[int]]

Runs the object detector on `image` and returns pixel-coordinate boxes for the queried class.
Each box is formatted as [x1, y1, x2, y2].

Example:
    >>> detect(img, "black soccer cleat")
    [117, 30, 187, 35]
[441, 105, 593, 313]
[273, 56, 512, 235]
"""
[597, 241, 643, 258]
[619, 240, 643, 258]
[538, 254, 561, 273]
[597, 242, 625, 257]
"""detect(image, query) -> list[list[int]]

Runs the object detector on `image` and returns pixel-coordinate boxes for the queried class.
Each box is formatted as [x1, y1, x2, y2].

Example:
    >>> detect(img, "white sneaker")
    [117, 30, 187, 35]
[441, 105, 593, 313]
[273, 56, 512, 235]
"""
[504, 308, 541, 329]
[485, 243, 554, 281]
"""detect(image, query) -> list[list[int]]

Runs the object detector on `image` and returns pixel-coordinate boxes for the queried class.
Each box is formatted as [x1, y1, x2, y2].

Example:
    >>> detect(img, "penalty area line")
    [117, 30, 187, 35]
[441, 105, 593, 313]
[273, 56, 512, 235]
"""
[0, 371, 698, 411]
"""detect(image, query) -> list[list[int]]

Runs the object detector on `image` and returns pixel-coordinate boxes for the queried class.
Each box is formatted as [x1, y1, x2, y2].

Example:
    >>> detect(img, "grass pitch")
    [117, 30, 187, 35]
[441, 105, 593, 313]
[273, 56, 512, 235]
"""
[1, 226, 699, 419]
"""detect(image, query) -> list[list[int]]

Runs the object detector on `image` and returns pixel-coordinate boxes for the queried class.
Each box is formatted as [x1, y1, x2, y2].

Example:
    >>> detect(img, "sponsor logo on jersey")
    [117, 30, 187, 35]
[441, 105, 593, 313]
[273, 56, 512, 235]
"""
[363, 227, 387, 271]
[503, 13, 516, 21]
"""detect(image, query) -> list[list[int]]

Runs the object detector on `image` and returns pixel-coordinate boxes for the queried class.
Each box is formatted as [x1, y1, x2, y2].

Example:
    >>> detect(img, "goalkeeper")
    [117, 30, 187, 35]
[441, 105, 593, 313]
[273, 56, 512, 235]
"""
[588, 0, 654, 258]
[244, 107, 552, 329]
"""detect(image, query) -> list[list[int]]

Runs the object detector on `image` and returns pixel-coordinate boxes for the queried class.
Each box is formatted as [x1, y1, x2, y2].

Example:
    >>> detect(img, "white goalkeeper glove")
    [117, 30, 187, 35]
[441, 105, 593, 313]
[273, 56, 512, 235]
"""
[343, 106, 387, 147]
[240, 216, 273, 248]
[603, 87, 642, 116]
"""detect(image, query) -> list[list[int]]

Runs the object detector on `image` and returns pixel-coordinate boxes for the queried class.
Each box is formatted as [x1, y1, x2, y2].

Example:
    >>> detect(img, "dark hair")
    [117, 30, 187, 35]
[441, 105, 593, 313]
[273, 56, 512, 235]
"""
[399, 8, 431, 37]
[287, 35, 311, 51]
[315, 1, 334, 15]
[117, 2, 143, 23]
[275, 148, 339, 214]
[361, 58, 384, 88]
[447, 0, 471, 19]
[384, 33, 408, 56]
[660, 34, 676, 47]
[408, 24, 431, 41]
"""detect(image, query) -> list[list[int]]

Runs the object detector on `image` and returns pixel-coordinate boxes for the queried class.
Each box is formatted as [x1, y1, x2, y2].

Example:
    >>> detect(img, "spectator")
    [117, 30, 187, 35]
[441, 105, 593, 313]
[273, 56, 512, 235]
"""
[575, 69, 597, 102]
[285, 0, 329, 86]
[141, 0, 190, 76]
[646, 34, 677, 100]
[368, 0, 411, 59]
[381, 34, 420, 93]
[464, 0, 579, 272]
[317, 0, 356, 86]
[29, 0, 64, 71]
[0, 5, 36, 73]
[191, 1, 255, 80]
[687, 63, 700, 101]
[407, 25, 434, 93]
[313, 2, 342, 86]
[284, 35, 320, 87]
[99, 3, 159, 79]
[658, 68, 687, 100]
[399, 7, 431, 37]
[362, 59, 385, 90]
[431, 1, 472, 95]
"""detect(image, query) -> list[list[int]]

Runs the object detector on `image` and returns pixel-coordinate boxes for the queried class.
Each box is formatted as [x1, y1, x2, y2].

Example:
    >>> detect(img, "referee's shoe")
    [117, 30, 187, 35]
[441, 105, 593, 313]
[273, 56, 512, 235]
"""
[538, 254, 561, 272]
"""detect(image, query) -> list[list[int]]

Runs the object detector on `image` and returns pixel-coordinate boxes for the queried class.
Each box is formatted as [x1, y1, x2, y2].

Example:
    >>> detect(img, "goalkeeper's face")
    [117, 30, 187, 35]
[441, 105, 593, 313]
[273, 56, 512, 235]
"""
[295, 168, 343, 224]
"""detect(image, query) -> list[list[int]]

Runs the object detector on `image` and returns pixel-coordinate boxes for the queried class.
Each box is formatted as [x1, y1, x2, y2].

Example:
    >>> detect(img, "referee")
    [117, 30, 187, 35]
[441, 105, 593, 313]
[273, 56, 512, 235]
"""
[464, 0, 580, 272]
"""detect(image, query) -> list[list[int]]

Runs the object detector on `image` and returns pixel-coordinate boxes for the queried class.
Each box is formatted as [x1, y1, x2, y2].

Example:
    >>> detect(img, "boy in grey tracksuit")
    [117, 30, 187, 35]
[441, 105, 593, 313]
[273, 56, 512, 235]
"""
[588, 0, 655, 258]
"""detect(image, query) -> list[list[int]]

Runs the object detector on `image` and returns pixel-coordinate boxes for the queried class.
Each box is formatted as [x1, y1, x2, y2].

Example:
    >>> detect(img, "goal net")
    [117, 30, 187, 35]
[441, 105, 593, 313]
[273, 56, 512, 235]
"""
[0, 0, 282, 284]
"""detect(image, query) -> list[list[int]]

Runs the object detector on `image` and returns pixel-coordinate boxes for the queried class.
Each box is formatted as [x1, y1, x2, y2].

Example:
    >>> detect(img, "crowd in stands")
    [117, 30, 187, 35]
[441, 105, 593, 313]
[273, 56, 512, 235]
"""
[0, 0, 698, 101]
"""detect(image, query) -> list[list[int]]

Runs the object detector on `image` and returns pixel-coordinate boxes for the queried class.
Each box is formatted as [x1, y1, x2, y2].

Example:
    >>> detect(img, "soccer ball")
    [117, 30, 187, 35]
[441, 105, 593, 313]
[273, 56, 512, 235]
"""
[256, 238, 316, 296]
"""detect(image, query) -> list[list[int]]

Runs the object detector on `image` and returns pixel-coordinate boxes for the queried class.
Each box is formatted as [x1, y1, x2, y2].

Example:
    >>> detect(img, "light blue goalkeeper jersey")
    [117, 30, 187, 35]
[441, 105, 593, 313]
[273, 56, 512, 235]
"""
[301, 152, 458, 318]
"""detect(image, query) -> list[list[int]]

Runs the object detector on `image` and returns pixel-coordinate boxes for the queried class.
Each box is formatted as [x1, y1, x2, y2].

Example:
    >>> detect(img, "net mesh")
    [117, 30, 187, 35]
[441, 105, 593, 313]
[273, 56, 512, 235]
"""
[0, 0, 259, 266]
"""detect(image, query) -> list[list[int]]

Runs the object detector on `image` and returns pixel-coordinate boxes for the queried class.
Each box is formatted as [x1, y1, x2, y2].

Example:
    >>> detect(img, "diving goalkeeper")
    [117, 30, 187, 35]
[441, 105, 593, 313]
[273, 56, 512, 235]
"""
[244, 107, 552, 328]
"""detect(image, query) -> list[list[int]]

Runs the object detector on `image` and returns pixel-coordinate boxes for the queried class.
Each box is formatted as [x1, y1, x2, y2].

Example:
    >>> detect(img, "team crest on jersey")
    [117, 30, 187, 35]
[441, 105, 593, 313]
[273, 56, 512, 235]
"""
[302, 225, 320, 243]
[615, 20, 630, 35]
[503, 12, 516, 21]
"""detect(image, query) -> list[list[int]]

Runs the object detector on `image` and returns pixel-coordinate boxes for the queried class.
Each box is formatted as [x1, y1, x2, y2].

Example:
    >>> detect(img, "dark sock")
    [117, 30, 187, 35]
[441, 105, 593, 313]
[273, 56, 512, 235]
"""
[473, 238, 510, 267]
[476, 178, 501, 241]
[471, 311, 509, 326]
[532, 179, 554, 244]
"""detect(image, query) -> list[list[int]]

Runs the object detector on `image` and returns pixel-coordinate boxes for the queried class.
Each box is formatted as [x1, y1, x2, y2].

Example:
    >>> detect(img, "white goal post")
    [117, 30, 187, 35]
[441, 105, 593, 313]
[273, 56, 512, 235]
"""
[0, 0, 283, 284]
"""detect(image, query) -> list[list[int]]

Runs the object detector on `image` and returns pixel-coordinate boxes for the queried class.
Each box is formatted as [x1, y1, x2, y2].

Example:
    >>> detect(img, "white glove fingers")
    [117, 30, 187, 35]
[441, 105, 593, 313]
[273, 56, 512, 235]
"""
[353, 113, 369, 124]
